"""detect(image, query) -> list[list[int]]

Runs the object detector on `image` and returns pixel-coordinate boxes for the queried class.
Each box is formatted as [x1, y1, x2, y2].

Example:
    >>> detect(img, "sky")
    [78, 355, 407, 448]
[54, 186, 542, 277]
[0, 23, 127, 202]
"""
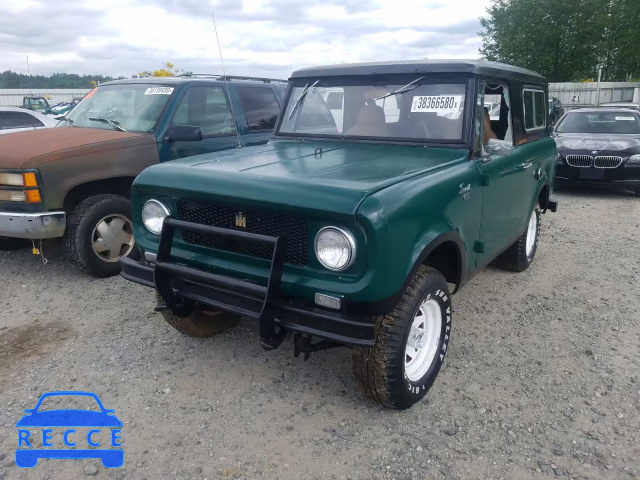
[1, 0, 492, 80]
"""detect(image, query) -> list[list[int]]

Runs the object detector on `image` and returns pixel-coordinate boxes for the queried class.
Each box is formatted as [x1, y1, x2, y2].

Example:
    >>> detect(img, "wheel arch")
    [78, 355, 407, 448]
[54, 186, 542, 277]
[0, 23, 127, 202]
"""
[537, 182, 550, 210]
[410, 232, 467, 294]
[62, 176, 136, 213]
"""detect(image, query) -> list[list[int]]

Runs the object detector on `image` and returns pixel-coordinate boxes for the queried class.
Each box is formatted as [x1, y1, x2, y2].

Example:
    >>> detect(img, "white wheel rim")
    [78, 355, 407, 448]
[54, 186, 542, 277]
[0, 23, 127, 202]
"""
[91, 214, 135, 262]
[404, 298, 442, 382]
[525, 209, 537, 258]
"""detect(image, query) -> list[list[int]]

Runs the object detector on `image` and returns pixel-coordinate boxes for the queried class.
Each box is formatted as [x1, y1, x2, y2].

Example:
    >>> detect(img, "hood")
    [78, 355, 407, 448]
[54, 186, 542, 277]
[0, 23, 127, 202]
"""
[135, 140, 468, 215]
[0, 127, 153, 169]
[554, 133, 640, 155]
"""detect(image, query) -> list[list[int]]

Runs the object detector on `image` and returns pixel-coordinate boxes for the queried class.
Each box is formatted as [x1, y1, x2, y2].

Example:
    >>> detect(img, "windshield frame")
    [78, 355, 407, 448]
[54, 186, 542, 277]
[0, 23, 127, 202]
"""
[554, 109, 640, 135]
[65, 82, 178, 134]
[273, 75, 475, 148]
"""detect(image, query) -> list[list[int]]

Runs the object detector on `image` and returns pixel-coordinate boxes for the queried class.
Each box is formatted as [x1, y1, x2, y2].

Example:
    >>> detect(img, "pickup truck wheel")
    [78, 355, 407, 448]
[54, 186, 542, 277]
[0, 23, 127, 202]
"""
[64, 194, 137, 278]
[497, 202, 540, 272]
[0, 236, 27, 250]
[352, 266, 451, 410]
[156, 293, 239, 338]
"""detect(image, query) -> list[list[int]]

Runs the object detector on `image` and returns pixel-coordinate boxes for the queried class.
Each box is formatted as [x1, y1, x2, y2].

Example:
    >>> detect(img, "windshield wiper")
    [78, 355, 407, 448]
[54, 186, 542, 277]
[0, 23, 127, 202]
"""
[288, 80, 320, 120]
[374, 76, 426, 102]
[89, 117, 127, 132]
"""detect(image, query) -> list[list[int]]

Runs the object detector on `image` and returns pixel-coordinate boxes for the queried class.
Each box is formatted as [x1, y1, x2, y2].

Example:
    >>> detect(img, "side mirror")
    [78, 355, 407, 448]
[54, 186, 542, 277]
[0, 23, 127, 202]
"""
[165, 125, 203, 142]
[326, 92, 344, 110]
[486, 138, 516, 157]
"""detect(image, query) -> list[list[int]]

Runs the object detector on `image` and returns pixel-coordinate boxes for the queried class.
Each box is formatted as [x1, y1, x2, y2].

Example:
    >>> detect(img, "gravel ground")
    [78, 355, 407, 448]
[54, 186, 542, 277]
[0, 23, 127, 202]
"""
[0, 187, 639, 480]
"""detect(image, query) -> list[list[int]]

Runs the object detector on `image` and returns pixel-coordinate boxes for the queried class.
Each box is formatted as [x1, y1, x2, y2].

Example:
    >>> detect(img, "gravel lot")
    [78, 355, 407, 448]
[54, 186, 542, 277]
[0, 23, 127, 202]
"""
[0, 187, 639, 480]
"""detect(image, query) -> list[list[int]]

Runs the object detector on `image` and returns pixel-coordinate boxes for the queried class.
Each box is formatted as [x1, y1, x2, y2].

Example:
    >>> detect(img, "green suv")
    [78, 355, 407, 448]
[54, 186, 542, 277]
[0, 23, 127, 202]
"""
[121, 61, 558, 409]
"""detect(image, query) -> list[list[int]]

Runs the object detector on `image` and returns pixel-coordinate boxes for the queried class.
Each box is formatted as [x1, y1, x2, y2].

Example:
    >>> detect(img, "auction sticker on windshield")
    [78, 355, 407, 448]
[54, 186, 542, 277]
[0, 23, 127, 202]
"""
[615, 116, 635, 121]
[144, 87, 174, 95]
[411, 95, 462, 113]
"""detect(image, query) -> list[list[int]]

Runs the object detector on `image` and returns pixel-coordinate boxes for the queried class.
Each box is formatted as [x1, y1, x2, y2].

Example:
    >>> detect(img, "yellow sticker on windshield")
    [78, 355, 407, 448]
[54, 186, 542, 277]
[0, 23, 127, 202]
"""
[411, 95, 462, 113]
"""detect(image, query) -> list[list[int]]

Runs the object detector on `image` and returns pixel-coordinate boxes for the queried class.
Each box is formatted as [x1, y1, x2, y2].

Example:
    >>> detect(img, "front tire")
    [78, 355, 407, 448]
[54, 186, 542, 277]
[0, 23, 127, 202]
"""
[497, 202, 540, 272]
[64, 194, 137, 278]
[156, 293, 239, 338]
[352, 266, 452, 410]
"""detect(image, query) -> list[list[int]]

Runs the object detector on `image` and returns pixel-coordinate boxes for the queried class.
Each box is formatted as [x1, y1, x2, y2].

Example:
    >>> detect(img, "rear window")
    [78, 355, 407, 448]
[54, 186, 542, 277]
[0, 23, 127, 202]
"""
[555, 111, 640, 134]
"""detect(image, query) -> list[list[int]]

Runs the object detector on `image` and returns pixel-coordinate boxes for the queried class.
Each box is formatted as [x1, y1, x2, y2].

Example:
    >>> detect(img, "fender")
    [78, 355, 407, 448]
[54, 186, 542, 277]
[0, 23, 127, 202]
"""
[343, 231, 467, 316]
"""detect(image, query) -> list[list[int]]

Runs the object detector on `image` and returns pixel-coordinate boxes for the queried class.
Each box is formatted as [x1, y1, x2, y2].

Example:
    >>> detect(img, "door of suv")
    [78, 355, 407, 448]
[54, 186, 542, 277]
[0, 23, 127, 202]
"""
[475, 82, 543, 265]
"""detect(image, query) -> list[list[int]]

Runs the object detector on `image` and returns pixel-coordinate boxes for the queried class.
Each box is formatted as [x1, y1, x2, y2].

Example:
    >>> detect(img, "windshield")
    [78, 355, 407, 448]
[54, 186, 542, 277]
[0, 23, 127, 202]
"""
[278, 78, 467, 143]
[65, 84, 175, 133]
[555, 111, 640, 134]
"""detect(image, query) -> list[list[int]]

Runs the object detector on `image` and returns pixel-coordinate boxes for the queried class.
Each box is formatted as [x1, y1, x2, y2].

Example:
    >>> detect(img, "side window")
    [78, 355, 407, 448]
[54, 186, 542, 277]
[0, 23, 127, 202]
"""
[523, 89, 546, 131]
[30, 115, 45, 128]
[481, 82, 513, 151]
[236, 87, 280, 132]
[0, 112, 36, 130]
[171, 86, 236, 137]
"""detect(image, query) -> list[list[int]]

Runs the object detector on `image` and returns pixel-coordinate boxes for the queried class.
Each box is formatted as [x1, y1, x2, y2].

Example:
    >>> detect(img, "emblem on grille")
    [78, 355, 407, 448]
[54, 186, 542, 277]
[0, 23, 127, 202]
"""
[235, 212, 246, 228]
[591, 150, 598, 155]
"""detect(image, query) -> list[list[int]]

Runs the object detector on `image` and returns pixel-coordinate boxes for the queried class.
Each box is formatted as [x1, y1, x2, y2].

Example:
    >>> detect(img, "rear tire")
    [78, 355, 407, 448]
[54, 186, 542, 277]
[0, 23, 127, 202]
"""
[64, 194, 137, 278]
[156, 293, 239, 338]
[496, 202, 540, 272]
[352, 266, 452, 410]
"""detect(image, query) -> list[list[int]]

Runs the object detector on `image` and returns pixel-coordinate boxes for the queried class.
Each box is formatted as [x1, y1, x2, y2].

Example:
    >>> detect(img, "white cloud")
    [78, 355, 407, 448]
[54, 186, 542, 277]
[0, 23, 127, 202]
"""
[0, 0, 491, 79]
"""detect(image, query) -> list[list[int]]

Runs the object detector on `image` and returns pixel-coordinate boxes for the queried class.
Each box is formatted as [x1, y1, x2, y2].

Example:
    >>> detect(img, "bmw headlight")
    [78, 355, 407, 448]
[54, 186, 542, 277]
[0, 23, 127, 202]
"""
[142, 199, 170, 235]
[314, 227, 356, 271]
[627, 154, 640, 166]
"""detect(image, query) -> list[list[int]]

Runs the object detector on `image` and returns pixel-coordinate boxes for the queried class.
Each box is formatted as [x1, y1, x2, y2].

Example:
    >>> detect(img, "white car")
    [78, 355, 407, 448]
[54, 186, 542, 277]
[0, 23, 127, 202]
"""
[0, 107, 59, 135]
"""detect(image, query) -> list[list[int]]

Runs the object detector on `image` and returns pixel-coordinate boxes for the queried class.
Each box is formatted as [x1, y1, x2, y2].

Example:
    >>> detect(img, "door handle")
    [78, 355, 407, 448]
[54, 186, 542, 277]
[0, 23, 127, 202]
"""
[518, 162, 533, 170]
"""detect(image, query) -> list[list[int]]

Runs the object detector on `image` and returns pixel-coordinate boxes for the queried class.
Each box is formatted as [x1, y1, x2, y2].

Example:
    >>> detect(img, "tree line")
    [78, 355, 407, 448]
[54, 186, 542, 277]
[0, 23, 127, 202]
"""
[480, 0, 640, 82]
[0, 71, 123, 89]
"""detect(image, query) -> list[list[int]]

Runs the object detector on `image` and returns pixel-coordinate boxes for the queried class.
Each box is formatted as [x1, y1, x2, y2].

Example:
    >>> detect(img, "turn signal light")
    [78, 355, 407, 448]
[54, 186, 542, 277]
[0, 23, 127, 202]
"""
[25, 189, 42, 203]
[23, 172, 38, 187]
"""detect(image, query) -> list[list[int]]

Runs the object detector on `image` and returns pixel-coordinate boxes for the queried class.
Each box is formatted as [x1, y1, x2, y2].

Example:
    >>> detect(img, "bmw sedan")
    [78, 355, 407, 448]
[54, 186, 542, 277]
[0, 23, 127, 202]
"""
[553, 108, 640, 196]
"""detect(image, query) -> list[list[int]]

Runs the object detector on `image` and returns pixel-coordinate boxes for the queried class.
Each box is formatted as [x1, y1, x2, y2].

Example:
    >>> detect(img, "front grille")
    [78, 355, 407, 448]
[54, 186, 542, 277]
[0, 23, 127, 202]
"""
[176, 200, 309, 266]
[565, 155, 593, 167]
[594, 156, 623, 168]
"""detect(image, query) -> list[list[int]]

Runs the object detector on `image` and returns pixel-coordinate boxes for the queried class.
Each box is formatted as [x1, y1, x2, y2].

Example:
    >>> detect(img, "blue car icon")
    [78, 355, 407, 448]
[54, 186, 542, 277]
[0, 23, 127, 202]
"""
[15, 391, 123, 468]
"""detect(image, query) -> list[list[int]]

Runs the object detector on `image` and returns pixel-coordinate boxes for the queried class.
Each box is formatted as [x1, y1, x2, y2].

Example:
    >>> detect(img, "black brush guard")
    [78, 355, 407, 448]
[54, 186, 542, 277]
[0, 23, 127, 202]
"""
[121, 217, 375, 348]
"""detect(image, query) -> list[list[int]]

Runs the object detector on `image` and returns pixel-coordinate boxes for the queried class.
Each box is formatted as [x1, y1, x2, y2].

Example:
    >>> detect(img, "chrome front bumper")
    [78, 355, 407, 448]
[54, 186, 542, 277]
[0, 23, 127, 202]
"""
[0, 211, 66, 239]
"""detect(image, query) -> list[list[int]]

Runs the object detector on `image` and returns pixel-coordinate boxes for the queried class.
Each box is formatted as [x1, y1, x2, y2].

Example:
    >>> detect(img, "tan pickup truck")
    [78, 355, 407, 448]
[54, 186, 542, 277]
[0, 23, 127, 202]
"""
[0, 75, 286, 276]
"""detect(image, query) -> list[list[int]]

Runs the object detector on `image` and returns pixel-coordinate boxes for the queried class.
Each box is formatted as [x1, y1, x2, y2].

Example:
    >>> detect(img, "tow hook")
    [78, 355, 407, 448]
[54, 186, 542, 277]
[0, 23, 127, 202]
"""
[293, 333, 341, 361]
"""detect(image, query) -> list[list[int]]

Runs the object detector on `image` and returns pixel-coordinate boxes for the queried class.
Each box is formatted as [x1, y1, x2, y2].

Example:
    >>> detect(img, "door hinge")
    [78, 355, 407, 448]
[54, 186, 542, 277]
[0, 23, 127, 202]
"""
[480, 174, 490, 186]
[473, 240, 485, 253]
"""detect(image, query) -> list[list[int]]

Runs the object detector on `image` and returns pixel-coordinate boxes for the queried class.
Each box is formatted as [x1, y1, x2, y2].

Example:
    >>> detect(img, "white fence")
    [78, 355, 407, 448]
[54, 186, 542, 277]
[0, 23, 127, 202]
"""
[0, 89, 92, 107]
[549, 82, 640, 109]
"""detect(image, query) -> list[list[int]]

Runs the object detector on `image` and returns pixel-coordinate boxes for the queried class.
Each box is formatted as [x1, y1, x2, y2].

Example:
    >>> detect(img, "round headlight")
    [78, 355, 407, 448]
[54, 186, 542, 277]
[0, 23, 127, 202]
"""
[314, 227, 356, 271]
[142, 200, 170, 235]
